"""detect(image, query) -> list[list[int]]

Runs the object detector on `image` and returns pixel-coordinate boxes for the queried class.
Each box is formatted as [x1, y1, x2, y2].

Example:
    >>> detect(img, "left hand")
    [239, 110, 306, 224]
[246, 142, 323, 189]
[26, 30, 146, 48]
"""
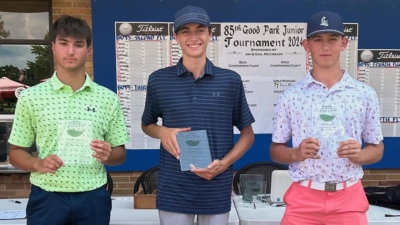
[337, 139, 362, 163]
[191, 159, 226, 180]
[91, 139, 112, 163]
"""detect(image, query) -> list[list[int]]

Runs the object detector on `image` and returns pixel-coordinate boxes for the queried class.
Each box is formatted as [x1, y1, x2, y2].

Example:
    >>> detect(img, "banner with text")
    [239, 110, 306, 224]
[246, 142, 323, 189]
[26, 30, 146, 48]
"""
[357, 49, 400, 137]
[220, 23, 307, 133]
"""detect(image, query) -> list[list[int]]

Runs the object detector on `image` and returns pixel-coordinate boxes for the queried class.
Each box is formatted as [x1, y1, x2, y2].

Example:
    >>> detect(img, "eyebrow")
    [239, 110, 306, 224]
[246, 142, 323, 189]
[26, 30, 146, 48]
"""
[57, 38, 69, 42]
[312, 34, 340, 38]
[57, 38, 85, 44]
[180, 24, 207, 30]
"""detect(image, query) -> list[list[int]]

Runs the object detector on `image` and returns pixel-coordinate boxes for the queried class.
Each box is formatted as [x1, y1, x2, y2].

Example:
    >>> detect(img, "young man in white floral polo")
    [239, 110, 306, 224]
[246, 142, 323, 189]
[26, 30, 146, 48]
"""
[270, 11, 383, 225]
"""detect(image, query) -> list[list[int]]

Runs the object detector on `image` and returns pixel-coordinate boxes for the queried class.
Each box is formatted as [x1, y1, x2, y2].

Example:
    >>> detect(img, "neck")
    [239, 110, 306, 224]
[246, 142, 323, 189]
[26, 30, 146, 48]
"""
[311, 66, 343, 89]
[56, 66, 86, 92]
[182, 57, 206, 79]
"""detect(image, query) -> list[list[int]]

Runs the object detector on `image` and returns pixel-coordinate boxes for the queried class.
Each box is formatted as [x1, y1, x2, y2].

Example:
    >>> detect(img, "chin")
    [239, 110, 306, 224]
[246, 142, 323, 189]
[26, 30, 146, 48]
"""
[62, 65, 81, 72]
[186, 51, 206, 58]
[64, 65, 78, 69]
[191, 54, 205, 58]
[321, 65, 336, 69]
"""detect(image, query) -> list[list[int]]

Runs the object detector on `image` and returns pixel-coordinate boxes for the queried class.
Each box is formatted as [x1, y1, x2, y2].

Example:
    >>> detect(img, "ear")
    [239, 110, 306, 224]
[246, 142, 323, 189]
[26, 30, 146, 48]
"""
[209, 29, 213, 42]
[52, 42, 55, 53]
[173, 32, 180, 45]
[87, 46, 92, 56]
[302, 38, 310, 53]
[341, 36, 349, 51]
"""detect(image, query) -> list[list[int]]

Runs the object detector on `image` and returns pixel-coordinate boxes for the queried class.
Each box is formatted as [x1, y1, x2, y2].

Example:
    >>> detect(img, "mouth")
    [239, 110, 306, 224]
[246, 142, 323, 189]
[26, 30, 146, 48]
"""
[320, 54, 331, 58]
[187, 43, 202, 49]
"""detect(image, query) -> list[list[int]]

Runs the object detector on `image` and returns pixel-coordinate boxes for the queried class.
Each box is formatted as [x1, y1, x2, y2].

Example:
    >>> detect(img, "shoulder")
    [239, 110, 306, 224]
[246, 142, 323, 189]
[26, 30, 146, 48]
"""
[91, 83, 119, 101]
[278, 79, 306, 99]
[213, 67, 245, 93]
[18, 81, 51, 100]
[148, 66, 176, 81]
[352, 78, 377, 95]
[341, 75, 378, 102]
[214, 66, 242, 80]
[213, 66, 244, 90]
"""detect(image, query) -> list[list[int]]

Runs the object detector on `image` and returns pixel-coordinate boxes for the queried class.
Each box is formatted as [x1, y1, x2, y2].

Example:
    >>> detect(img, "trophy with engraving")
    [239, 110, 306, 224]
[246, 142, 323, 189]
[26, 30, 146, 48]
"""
[176, 130, 212, 171]
[239, 174, 264, 202]
[57, 120, 94, 165]
[312, 103, 346, 158]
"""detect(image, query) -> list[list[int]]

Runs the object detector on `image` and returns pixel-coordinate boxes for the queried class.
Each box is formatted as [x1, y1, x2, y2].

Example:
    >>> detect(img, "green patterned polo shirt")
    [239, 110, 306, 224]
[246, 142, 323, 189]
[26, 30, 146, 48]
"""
[9, 72, 129, 192]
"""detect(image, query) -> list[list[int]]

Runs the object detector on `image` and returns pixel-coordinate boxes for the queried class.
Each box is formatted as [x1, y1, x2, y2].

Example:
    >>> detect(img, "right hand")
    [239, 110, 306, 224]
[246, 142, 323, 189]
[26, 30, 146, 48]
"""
[295, 137, 321, 161]
[158, 127, 191, 159]
[34, 155, 64, 174]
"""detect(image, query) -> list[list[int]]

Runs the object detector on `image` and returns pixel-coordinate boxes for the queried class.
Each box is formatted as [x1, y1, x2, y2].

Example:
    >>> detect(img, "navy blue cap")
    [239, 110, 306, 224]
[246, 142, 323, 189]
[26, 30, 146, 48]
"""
[173, 5, 211, 33]
[307, 11, 344, 37]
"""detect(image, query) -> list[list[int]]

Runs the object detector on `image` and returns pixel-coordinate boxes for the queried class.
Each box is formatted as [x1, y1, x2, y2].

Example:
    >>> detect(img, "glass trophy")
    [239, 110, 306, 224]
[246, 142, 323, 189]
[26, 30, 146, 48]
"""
[239, 174, 263, 201]
[57, 120, 94, 165]
[244, 180, 264, 203]
[177, 130, 212, 171]
[312, 103, 346, 158]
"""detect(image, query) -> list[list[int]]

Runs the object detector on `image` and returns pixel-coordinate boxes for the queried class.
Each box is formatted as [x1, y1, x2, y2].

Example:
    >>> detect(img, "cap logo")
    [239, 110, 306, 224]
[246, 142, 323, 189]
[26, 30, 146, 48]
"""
[320, 16, 329, 26]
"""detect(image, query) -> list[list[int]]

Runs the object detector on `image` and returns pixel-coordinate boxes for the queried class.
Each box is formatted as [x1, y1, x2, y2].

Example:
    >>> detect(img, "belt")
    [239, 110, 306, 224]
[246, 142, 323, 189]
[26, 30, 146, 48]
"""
[299, 180, 359, 192]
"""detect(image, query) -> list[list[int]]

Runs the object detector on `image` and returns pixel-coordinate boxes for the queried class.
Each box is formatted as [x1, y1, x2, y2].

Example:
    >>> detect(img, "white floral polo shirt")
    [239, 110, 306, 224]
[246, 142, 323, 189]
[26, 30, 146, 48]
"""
[272, 69, 383, 182]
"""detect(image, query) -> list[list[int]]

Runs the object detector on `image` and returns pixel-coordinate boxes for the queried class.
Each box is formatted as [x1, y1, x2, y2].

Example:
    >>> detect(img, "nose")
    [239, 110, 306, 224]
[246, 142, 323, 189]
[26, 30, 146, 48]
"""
[187, 32, 196, 39]
[322, 40, 329, 51]
[67, 44, 75, 55]
[187, 30, 203, 39]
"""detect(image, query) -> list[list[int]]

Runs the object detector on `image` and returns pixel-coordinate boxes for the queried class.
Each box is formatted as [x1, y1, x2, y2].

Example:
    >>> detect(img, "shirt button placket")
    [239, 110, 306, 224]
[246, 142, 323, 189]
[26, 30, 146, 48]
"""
[191, 82, 197, 106]
[67, 92, 74, 117]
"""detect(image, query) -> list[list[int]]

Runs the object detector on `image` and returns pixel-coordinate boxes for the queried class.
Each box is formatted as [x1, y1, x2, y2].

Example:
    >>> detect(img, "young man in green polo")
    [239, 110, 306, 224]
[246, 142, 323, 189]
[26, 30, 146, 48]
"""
[9, 15, 129, 225]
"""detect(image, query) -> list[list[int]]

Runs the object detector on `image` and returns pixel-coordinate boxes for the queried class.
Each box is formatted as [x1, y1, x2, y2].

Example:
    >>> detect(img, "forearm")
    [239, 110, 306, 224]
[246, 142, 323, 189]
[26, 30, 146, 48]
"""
[354, 141, 384, 165]
[221, 126, 254, 169]
[9, 146, 40, 172]
[270, 142, 297, 164]
[141, 123, 165, 139]
[104, 145, 126, 166]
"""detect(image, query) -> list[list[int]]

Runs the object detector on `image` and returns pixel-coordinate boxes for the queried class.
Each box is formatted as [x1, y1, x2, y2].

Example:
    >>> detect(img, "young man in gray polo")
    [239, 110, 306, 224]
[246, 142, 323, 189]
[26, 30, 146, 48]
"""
[9, 15, 129, 225]
[141, 5, 255, 225]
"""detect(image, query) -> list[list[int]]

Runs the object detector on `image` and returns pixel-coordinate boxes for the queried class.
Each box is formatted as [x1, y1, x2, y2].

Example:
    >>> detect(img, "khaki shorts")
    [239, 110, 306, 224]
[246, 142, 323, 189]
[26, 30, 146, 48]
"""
[158, 210, 229, 225]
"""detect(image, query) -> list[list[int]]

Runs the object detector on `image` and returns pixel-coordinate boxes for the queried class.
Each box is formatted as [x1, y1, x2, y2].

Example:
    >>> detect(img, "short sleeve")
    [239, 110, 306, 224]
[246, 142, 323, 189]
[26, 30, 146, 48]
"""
[8, 95, 35, 147]
[104, 98, 130, 147]
[362, 90, 383, 144]
[141, 76, 162, 126]
[232, 78, 255, 130]
[272, 93, 292, 143]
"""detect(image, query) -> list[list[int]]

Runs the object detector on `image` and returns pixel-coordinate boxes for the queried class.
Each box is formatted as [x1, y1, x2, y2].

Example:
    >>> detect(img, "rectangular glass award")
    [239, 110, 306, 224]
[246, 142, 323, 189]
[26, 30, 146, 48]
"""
[239, 174, 264, 201]
[244, 180, 264, 203]
[177, 130, 212, 171]
[57, 120, 94, 165]
[312, 103, 346, 159]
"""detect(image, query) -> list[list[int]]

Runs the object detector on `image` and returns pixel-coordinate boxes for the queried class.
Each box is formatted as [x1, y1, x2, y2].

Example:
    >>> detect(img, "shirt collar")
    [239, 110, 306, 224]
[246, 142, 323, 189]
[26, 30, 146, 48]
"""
[176, 57, 215, 77]
[51, 72, 94, 91]
[303, 69, 357, 89]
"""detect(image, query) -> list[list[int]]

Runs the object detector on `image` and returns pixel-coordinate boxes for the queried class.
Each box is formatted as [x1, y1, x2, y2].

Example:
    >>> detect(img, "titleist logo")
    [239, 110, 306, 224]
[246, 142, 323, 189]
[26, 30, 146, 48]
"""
[136, 24, 164, 32]
[344, 27, 353, 32]
[377, 52, 400, 60]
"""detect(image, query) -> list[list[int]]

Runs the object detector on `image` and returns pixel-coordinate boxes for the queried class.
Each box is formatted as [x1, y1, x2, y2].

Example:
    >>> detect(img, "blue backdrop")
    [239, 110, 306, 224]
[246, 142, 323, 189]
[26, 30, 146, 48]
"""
[91, 0, 400, 171]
